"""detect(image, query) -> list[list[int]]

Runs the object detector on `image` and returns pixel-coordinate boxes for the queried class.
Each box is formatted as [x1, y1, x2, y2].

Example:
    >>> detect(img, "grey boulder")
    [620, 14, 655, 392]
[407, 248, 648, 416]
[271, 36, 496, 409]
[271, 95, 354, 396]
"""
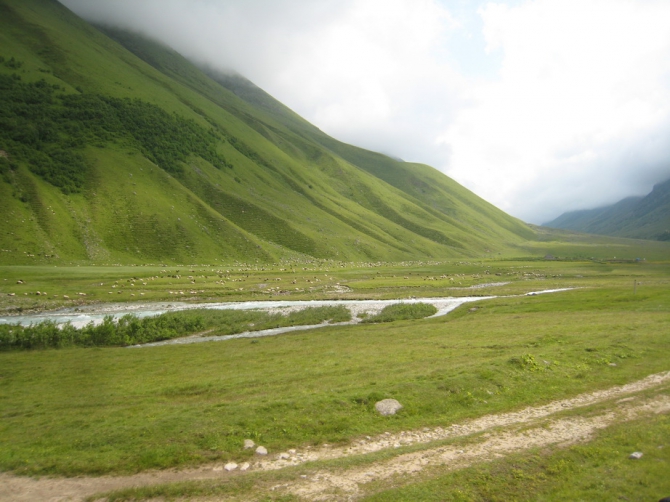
[375, 399, 403, 416]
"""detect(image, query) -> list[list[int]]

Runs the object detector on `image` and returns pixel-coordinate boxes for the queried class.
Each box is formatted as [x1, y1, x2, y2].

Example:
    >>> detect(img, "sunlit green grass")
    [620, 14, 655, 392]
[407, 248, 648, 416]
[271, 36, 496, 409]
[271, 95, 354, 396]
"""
[1, 263, 668, 476]
[361, 302, 437, 323]
[1, 258, 666, 314]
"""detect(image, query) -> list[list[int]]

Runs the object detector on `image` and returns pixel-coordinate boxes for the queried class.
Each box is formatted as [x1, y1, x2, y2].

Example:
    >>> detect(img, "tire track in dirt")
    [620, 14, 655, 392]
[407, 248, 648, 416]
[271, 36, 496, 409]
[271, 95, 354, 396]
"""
[1, 371, 669, 502]
[284, 395, 670, 500]
[255, 370, 670, 468]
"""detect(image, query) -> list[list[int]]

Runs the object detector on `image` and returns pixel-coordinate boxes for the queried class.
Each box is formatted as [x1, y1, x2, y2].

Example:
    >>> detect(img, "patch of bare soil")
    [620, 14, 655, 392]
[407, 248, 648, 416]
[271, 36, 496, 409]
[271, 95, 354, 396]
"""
[1, 371, 669, 502]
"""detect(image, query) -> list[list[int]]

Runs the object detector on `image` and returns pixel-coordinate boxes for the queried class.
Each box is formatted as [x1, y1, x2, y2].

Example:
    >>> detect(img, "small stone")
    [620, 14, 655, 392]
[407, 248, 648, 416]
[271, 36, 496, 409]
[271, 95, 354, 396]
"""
[240, 462, 250, 471]
[629, 451, 643, 460]
[375, 399, 403, 416]
[278, 453, 290, 460]
[608, 362, 617, 367]
[212, 466, 223, 472]
[243, 439, 255, 449]
[224, 462, 237, 471]
[255, 446, 268, 455]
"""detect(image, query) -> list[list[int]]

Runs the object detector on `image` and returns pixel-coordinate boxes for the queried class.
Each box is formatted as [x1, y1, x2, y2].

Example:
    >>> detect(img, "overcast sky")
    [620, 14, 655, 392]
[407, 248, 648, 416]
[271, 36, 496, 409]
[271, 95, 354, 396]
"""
[60, 0, 670, 224]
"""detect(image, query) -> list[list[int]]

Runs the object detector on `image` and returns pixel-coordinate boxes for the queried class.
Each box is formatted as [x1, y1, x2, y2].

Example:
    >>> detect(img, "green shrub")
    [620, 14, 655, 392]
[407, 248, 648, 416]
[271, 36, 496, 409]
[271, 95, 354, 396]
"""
[0, 313, 204, 350]
[0, 305, 351, 351]
[361, 303, 437, 323]
[508, 353, 542, 372]
[0, 73, 231, 192]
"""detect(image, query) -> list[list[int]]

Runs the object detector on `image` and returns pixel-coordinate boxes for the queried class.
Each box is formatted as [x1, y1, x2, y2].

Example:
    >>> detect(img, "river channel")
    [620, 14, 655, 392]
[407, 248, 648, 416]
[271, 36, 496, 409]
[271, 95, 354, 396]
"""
[0, 288, 572, 347]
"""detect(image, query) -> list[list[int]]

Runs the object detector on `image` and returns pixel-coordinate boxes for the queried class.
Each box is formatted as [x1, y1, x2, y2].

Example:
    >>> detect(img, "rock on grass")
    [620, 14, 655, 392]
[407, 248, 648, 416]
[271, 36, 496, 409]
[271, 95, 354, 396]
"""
[375, 399, 403, 416]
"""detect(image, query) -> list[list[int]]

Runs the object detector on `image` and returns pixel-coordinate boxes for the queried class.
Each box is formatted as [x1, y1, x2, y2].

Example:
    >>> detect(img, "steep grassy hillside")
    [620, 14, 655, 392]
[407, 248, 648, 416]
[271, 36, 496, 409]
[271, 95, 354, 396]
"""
[205, 68, 536, 242]
[2, 0, 535, 265]
[545, 178, 670, 241]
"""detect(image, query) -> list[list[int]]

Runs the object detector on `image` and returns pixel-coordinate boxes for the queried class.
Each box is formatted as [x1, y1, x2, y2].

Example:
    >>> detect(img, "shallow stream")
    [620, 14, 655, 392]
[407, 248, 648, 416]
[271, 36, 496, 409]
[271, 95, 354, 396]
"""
[0, 288, 571, 347]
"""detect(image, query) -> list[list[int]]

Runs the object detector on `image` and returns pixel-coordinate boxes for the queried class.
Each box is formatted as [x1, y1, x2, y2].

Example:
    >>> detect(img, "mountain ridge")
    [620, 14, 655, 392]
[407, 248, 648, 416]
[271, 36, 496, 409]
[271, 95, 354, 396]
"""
[545, 178, 670, 241]
[0, 0, 540, 265]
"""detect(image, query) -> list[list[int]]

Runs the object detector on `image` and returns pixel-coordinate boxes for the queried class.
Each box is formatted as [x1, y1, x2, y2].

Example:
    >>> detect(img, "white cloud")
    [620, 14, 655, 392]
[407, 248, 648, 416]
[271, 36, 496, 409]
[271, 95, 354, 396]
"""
[271, 0, 464, 163]
[61, 0, 465, 165]
[443, 0, 670, 222]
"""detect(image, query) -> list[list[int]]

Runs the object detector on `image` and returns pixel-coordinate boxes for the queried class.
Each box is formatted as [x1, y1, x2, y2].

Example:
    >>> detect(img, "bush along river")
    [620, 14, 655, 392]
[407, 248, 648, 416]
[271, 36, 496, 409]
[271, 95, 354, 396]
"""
[0, 289, 572, 348]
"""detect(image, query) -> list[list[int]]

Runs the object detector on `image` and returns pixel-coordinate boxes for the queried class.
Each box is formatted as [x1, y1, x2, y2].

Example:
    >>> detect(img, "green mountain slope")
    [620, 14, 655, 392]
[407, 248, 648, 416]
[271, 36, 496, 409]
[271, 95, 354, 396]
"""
[545, 179, 670, 241]
[205, 69, 535, 241]
[0, 0, 535, 265]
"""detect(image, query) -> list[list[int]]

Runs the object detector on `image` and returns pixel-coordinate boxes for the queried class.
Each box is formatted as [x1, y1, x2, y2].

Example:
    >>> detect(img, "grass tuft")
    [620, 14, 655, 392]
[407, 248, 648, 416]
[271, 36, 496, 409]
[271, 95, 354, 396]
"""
[361, 302, 437, 323]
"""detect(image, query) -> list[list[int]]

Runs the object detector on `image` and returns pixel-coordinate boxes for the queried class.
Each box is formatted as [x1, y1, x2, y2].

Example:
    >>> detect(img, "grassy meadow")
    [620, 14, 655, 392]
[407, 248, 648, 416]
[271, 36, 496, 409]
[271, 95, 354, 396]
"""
[0, 257, 669, 502]
[1, 252, 667, 313]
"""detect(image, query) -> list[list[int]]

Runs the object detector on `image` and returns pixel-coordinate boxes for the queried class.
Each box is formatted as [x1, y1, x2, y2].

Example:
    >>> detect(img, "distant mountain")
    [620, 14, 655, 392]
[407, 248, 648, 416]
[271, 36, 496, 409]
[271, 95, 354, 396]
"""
[0, 0, 536, 265]
[544, 178, 670, 241]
